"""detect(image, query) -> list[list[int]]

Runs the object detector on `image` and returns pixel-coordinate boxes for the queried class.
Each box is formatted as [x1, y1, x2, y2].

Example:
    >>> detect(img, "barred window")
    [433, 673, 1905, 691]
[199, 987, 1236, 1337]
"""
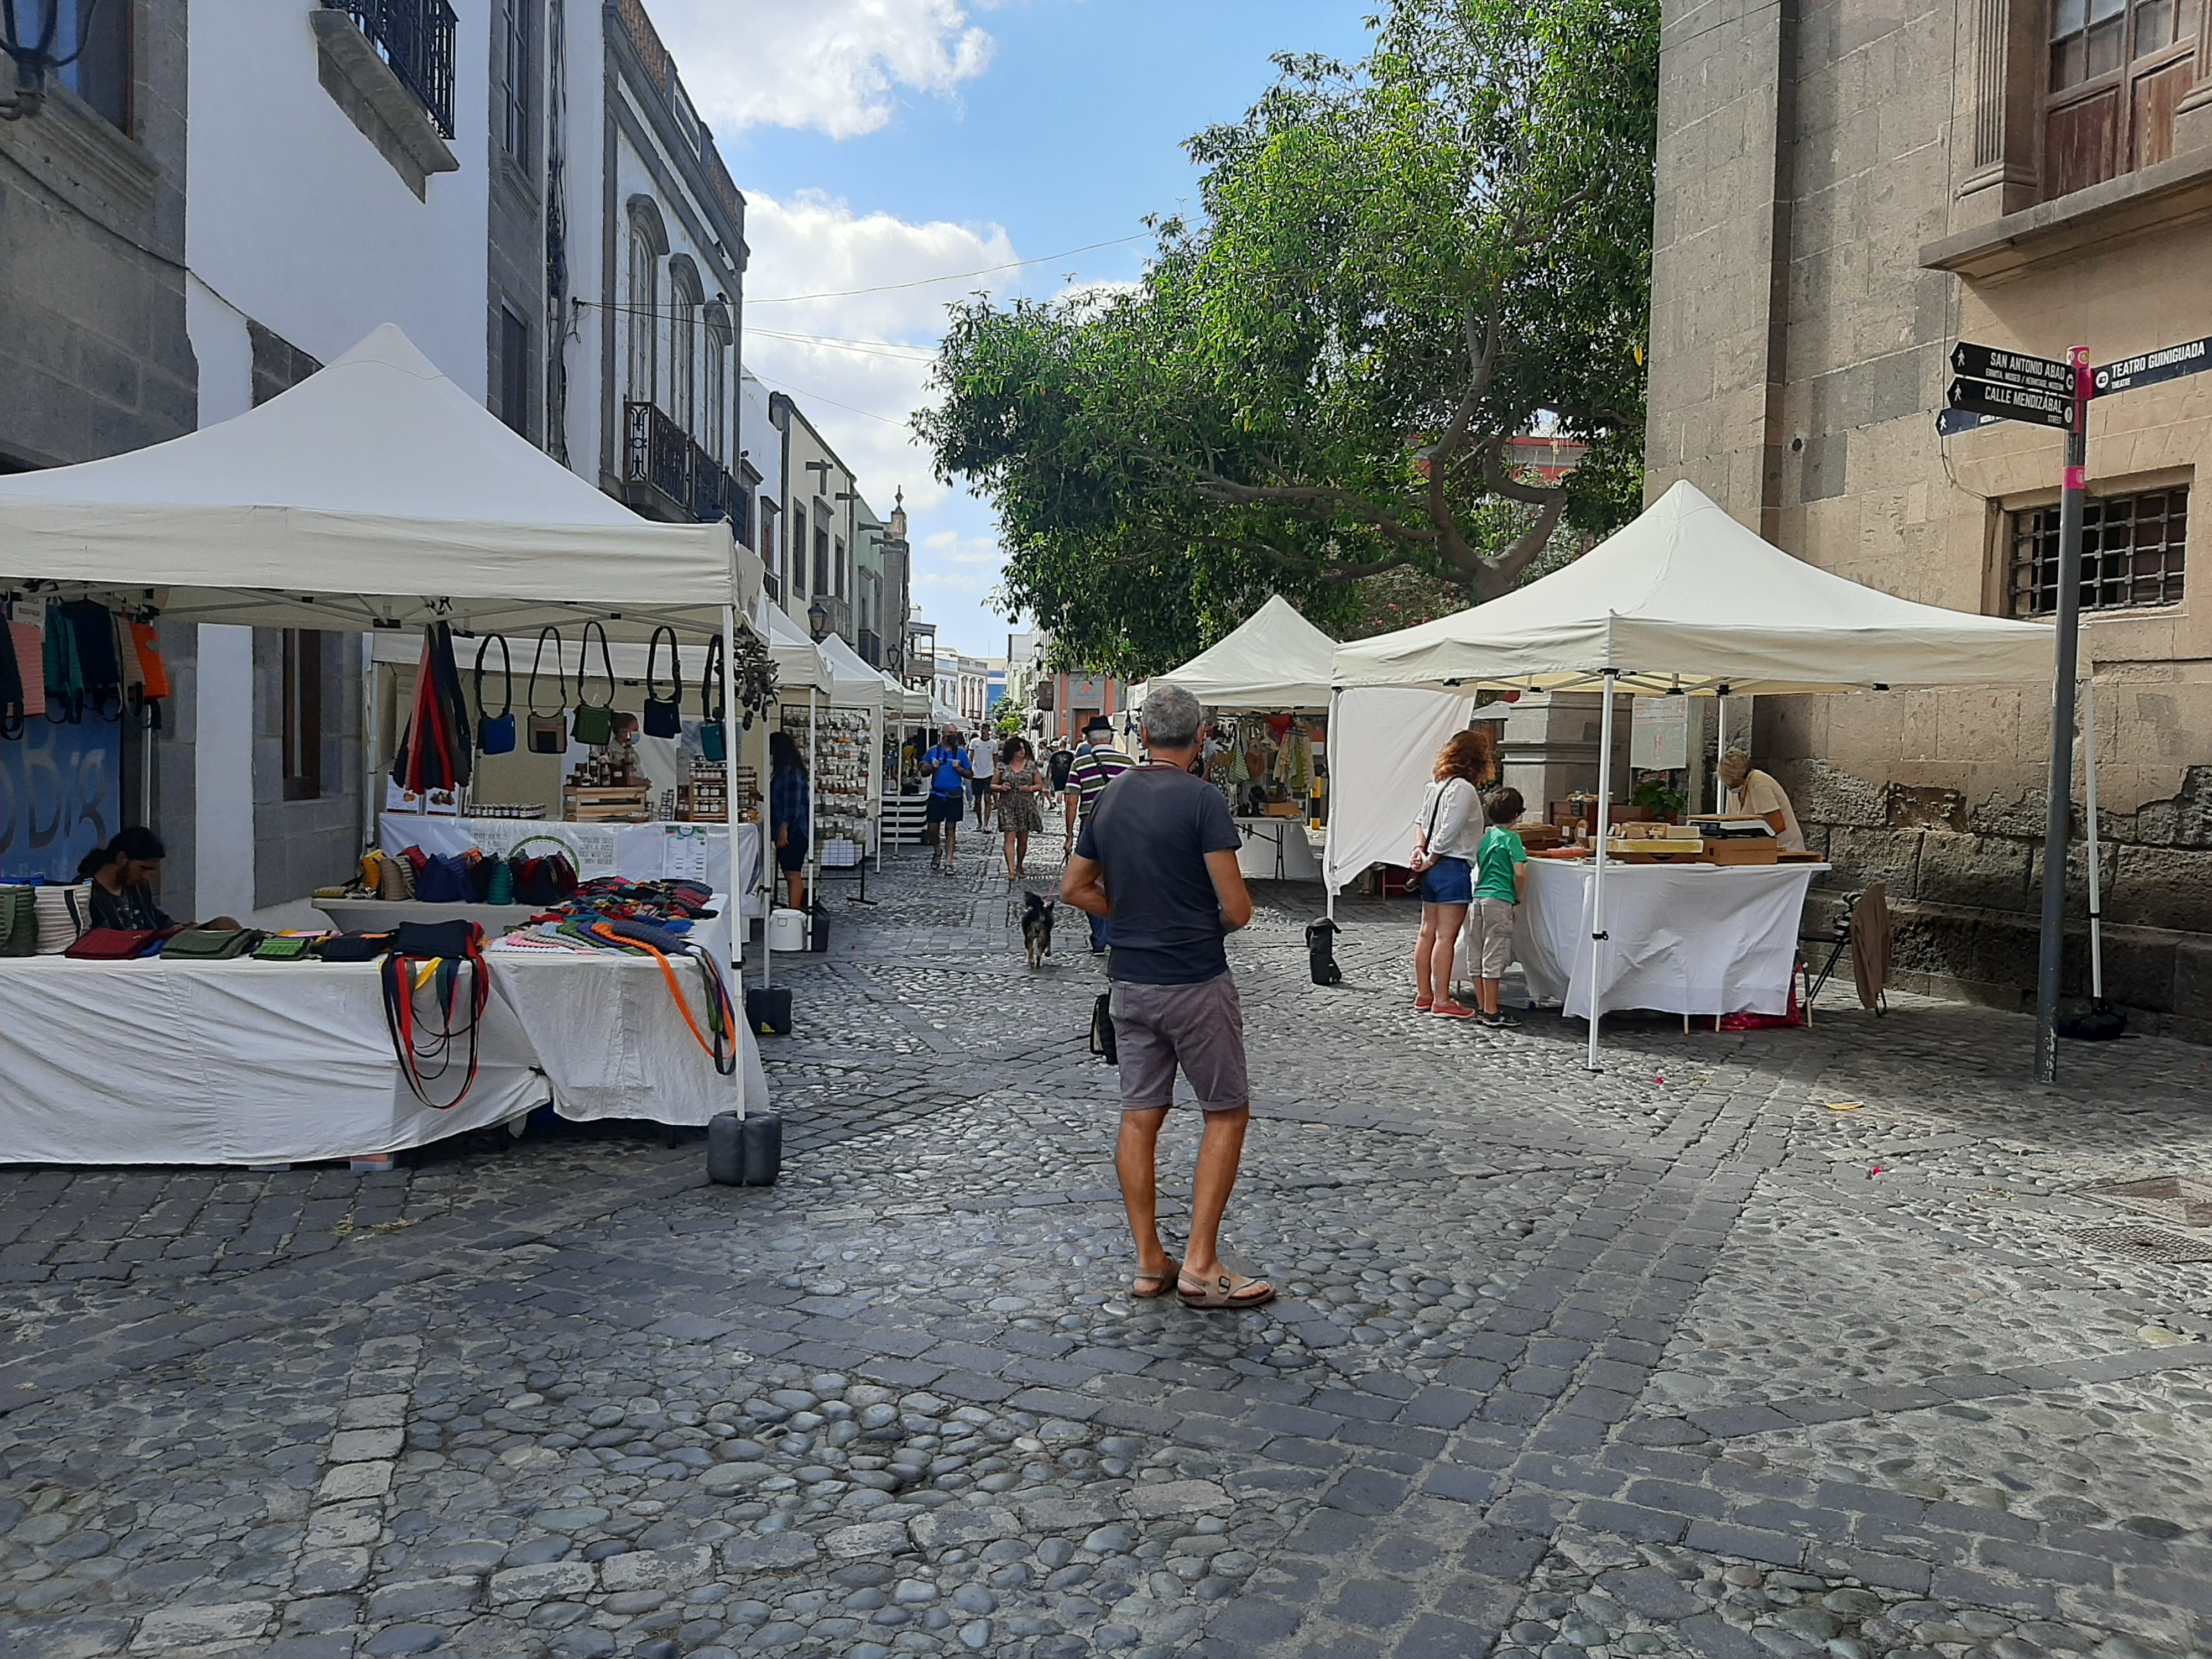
[2010, 487, 2187, 615]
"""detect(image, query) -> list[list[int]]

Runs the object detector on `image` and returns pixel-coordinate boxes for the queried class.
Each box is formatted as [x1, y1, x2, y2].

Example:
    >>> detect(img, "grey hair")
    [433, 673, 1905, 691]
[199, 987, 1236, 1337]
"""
[1139, 682, 1203, 749]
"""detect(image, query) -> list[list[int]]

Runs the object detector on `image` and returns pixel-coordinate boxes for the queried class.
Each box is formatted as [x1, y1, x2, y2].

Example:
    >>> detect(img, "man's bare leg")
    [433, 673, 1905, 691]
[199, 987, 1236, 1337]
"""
[1182, 1105, 1251, 1281]
[1115, 1107, 1173, 1285]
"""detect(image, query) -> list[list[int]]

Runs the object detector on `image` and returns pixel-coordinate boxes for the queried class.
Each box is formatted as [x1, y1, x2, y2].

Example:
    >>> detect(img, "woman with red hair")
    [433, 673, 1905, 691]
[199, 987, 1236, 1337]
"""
[1407, 727, 1498, 1017]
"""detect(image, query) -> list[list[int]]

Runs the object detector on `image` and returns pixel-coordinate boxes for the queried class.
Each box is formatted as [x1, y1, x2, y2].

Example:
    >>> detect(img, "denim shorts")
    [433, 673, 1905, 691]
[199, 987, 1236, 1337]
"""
[1417, 855, 1473, 905]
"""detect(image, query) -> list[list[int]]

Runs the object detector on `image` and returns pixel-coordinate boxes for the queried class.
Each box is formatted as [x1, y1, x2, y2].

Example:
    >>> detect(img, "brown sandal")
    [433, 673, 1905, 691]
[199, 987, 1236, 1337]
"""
[1177, 1269, 1276, 1310]
[1131, 1269, 1177, 1300]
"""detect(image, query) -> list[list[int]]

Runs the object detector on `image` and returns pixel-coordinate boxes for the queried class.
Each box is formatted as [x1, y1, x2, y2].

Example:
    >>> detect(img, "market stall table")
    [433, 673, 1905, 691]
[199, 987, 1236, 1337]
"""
[1512, 859, 1830, 1023]
[0, 947, 765, 1166]
[1234, 817, 1321, 881]
[378, 816, 762, 924]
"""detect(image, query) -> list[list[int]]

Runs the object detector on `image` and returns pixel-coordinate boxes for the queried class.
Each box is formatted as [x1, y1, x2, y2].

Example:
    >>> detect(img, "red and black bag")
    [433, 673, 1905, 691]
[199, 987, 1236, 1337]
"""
[378, 920, 490, 1108]
[65, 926, 171, 959]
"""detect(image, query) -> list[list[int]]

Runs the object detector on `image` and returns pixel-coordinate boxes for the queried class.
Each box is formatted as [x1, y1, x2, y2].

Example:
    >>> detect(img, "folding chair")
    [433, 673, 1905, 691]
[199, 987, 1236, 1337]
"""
[1801, 883, 1888, 1013]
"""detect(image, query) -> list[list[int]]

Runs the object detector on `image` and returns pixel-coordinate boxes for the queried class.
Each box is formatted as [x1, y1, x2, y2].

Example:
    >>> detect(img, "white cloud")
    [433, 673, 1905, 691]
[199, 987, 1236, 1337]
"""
[644, 0, 994, 141]
[737, 190, 1023, 652]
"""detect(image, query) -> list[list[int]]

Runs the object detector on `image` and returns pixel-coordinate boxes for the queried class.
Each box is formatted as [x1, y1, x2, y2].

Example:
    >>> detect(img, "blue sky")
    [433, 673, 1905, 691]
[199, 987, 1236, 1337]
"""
[651, 0, 1379, 661]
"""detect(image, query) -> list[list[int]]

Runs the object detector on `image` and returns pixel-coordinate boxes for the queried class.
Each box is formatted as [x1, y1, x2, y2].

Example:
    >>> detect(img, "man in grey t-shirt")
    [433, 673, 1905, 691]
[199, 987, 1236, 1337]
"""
[1061, 683, 1271, 1311]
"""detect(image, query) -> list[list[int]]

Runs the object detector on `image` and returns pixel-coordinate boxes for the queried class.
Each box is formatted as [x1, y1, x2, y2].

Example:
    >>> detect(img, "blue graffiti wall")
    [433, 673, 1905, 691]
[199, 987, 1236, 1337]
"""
[0, 719, 122, 882]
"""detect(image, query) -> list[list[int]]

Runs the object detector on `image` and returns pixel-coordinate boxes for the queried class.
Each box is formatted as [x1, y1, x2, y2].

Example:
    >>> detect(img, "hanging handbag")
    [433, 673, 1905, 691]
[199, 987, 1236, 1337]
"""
[43, 610, 85, 724]
[526, 627, 568, 754]
[0, 629, 20, 742]
[474, 633, 516, 755]
[128, 621, 170, 702]
[379, 927, 491, 1108]
[58, 601, 121, 719]
[571, 621, 616, 747]
[643, 625, 682, 739]
[8, 617, 44, 721]
[699, 631, 727, 762]
[0, 885, 36, 956]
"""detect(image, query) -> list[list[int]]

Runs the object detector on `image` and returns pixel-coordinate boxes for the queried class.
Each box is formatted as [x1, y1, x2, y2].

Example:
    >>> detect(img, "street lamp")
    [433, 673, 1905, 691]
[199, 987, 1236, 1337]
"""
[1, 0, 105, 120]
[807, 598, 829, 641]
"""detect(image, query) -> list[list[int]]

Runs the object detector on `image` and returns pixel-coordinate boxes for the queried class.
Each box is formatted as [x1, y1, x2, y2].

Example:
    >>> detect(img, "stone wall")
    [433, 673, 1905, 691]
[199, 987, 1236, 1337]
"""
[0, 0, 193, 471]
[1646, 0, 2212, 1039]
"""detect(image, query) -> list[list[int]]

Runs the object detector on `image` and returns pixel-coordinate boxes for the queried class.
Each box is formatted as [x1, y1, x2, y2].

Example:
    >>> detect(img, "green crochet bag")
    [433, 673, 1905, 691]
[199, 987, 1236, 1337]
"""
[0, 886, 35, 957]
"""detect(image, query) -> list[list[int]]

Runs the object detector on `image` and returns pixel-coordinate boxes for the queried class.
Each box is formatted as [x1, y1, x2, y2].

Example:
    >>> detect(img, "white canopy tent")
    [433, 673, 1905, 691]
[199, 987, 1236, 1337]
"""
[1330, 480, 2067, 1066]
[1143, 594, 1341, 712]
[0, 325, 758, 640]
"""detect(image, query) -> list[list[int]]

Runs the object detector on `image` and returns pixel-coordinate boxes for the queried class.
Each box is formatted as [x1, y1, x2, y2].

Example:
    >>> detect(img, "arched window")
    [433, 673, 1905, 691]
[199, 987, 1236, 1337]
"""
[668, 257, 701, 434]
[702, 302, 731, 466]
[625, 199, 668, 406]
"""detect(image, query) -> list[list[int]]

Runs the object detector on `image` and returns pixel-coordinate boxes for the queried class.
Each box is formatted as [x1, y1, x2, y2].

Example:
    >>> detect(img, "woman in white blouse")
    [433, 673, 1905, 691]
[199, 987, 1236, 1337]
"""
[1406, 727, 1498, 1018]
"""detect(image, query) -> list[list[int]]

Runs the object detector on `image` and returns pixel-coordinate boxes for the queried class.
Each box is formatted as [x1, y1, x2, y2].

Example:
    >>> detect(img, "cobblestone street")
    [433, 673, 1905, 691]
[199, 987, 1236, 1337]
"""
[8, 850, 2212, 1659]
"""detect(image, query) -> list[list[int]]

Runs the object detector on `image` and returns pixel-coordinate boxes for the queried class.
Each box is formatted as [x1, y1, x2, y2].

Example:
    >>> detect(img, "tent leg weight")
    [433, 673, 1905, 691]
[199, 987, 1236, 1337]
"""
[708, 1112, 782, 1186]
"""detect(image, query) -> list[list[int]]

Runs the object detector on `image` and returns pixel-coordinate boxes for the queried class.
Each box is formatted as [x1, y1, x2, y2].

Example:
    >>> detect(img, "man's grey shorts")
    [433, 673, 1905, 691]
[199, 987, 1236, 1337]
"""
[1109, 972, 1250, 1113]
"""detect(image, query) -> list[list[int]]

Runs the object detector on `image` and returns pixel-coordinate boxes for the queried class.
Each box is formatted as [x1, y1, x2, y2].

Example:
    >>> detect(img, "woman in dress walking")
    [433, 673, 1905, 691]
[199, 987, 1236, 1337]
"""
[994, 735, 1047, 880]
[1407, 727, 1497, 1018]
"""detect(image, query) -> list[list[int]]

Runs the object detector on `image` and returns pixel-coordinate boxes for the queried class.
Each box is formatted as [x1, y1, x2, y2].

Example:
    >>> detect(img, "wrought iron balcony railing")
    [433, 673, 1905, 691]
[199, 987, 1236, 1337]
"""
[624, 399, 692, 513]
[323, 0, 456, 137]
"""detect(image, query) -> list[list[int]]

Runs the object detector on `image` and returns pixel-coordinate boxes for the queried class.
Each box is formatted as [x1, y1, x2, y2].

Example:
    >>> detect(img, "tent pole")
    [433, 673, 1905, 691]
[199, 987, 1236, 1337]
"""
[1324, 689, 1339, 924]
[1713, 693, 1726, 812]
[2083, 675, 2104, 1003]
[807, 685, 820, 910]
[722, 604, 738, 971]
[364, 643, 381, 853]
[1586, 670, 1620, 1072]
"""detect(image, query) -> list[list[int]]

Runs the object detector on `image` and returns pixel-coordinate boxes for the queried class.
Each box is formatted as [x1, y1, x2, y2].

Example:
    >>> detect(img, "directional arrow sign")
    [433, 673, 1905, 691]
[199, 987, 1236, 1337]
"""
[1946, 378, 2072, 429]
[2093, 335, 2212, 395]
[1935, 408, 2004, 437]
[1952, 342, 2072, 394]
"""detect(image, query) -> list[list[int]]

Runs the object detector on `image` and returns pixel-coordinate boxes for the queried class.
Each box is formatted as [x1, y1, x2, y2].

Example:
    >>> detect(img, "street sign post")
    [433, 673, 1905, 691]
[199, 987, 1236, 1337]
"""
[2092, 335, 2212, 395]
[2032, 346, 2091, 1085]
[1939, 335, 2212, 1076]
[1944, 378, 2073, 428]
[1951, 342, 2072, 392]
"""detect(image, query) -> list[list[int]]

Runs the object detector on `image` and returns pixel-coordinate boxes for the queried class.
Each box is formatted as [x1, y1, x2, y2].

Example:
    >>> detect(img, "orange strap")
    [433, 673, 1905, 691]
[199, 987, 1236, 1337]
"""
[588, 921, 717, 1058]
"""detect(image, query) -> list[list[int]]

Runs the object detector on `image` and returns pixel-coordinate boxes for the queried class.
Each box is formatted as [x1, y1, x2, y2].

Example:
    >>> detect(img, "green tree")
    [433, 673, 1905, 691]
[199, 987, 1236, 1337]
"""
[920, 0, 1657, 677]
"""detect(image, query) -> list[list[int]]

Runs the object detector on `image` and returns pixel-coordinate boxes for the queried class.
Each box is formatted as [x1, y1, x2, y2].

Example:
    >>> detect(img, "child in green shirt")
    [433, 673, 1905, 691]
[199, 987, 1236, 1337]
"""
[1470, 787, 1530, 1027]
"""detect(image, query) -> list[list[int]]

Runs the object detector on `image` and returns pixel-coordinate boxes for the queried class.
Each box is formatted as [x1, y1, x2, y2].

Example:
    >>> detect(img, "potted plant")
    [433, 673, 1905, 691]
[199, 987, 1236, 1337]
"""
[1631, 776, 1689, 825]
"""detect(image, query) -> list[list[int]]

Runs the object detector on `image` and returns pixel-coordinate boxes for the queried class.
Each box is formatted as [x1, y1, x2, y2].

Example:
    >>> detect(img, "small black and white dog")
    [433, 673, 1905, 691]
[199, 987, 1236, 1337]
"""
[1021, 890, 1055, 969]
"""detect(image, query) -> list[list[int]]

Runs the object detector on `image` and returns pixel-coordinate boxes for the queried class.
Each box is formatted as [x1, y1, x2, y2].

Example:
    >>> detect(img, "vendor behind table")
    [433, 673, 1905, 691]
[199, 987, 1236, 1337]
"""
[1717, 748, 1805, 853]
[78, 828, 240, 932]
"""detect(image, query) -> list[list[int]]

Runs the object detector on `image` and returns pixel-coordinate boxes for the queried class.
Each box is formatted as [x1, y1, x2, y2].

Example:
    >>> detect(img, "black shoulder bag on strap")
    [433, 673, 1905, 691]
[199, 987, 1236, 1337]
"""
[475, 634, 515, 754]
[571, 621, 615, 747]
[378, 925, 491, 1109]
[526, 627, 567, 753]
[643, 625, 682, 739]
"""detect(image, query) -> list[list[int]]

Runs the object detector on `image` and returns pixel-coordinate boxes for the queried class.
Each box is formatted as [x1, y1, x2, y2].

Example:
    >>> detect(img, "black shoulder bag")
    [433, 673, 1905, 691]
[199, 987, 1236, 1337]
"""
[643, 625, 682, 739]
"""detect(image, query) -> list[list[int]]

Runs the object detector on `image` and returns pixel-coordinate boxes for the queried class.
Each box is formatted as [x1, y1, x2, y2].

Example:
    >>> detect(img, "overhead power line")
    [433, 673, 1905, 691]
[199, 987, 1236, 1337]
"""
[745, 232, 1149, 304]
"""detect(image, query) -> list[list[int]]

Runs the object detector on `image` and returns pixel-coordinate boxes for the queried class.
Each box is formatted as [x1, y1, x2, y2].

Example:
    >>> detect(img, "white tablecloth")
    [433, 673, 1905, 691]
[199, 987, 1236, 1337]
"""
[379, 816, 764, 920]
[1514, 860, 1828, 1020]
[1235, 817, 1321, 881]
[0, 949, 765, 1166]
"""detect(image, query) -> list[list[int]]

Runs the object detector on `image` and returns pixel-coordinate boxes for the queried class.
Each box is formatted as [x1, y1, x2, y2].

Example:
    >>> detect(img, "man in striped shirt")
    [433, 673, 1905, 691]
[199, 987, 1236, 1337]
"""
[1064, 714, 1135, 952]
